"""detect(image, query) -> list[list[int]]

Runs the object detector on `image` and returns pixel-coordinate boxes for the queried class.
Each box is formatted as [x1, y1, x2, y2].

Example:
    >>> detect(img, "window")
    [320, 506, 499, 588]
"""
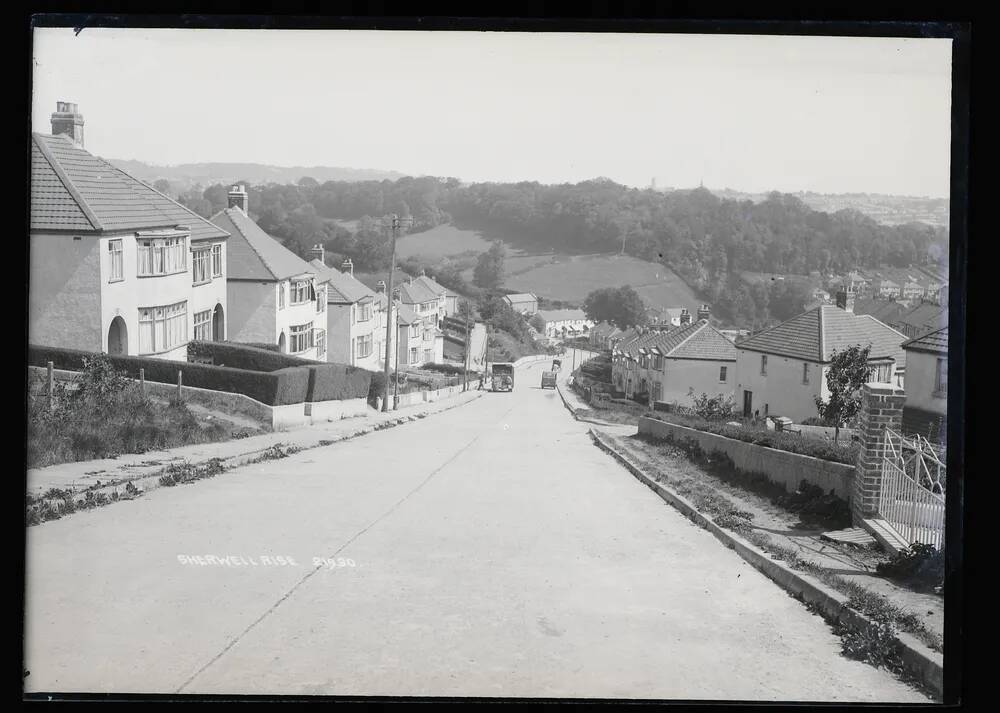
[410, 324, 420, 339]
[653, 355, 663, 370]
[211, 244, 223, 277]
[289, 323, 314, 353]
[424, 348, 433, 363]
[652, 381, 662, 402]
[802, 362, 810, 385]
[316, 286, 326, 314]
[357, 301, 373, 322]
[108, 239, 123, 282]
[193, 310, 212, 341]
[315, 328, 326, 358]
[719, 366, 728, 382]
[290, 280, 312, 305]
[278, 283, 286, 309]
[137, 236, 186, 276]
[356, 333, 373, 359]
[934, 358, 947, 395]
[138, 301, 187, 354]
[192, 247, 211, 284]
[869, 362, 892, 383]
[760, 355, 768, 376]
[409, 347, 418, 364]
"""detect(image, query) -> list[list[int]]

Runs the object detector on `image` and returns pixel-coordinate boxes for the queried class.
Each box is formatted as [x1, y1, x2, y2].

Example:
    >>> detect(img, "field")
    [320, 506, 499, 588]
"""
[499, 254, 703, 308]
[396, 224, 499, 260]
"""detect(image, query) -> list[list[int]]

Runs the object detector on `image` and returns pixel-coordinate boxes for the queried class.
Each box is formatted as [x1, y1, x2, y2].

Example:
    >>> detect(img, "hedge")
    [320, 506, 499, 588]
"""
[645, 412, 859, 465]
[29, 344, 308, 406]
[188, 341, 371, 402]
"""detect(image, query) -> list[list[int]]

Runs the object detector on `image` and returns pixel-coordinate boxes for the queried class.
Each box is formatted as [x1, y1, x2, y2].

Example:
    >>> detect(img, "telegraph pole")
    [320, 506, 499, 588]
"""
[463, 300, 471, 392]
[380, 213, 412, 412]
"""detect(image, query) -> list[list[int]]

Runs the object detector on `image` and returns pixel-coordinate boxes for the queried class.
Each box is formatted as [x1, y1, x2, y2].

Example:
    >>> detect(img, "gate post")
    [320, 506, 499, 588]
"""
[853, 382, 906, 524]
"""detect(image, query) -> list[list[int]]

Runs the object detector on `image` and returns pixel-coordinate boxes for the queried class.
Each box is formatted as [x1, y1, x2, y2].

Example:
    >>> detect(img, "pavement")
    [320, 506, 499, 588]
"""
[24, 359, 927, 701]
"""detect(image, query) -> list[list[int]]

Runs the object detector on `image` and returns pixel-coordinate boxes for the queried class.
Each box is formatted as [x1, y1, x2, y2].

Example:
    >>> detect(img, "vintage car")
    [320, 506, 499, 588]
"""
[489, 363, 515, 392]
[550, 359, 562, 372]
[540, 371, 557, 389]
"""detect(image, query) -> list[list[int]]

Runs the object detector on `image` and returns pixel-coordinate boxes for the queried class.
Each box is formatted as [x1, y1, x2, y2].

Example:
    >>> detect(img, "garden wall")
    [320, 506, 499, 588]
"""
[637, 416, 855, 501]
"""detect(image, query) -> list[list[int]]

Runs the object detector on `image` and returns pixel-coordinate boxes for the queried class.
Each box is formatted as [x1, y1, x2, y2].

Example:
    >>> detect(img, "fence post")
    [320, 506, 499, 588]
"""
[47, 361, 54, 410]
[139, 368, 145, 394]
[177, 370, 183, 401]
[852, 382, 905, 525]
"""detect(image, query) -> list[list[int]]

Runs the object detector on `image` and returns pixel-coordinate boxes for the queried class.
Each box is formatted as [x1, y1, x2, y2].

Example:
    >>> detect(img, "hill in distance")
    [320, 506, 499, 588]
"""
[106, 159, 408, 187]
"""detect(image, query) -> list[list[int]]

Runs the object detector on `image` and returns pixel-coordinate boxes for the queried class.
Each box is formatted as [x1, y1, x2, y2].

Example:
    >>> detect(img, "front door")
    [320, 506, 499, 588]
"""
[743, 389, 753, 418]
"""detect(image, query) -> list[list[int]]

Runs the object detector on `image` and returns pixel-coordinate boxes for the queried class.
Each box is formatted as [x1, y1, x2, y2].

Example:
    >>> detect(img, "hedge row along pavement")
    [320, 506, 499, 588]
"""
[29, 343, 370, 407]
[187, 341, 371, 402]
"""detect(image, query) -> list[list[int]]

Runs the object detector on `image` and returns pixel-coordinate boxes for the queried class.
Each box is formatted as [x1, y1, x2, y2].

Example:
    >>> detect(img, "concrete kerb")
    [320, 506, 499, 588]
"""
[588, 427, 944, 700]
[554, 379, 622, 428]
[28, 392, 485, 524]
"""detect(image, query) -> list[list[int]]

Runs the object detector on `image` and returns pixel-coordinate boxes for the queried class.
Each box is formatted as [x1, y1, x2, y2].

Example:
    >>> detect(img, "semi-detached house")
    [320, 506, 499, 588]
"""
[209, 186, 325, 360]
[310, 254, 382, 371]
[29, 103, 229, 361]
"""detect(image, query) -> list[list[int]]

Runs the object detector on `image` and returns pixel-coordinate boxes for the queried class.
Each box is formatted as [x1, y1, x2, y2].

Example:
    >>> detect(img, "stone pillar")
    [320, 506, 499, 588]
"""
[852, 383, 906, 523]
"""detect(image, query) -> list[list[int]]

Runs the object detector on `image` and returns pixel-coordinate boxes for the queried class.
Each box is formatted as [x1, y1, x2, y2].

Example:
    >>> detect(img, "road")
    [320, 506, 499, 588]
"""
[24, 359, 926, 701]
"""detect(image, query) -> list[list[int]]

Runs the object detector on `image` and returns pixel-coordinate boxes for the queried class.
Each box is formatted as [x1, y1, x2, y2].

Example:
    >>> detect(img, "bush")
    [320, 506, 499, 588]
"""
[366, 369, 387, 405]
[646, 411, 859, 464]
[305, 363, 371, 401]
[421, 363, 472, 376]
[688, 389, 737, 421]
[875, 543, 945, 592]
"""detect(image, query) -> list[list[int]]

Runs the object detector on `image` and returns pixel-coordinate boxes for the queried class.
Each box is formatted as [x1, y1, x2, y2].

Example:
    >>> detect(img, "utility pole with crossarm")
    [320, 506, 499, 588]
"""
[380, 213, 412, 412]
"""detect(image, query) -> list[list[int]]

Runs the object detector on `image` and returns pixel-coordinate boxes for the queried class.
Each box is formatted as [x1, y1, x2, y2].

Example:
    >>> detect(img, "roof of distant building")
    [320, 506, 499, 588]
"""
[503, 293, 538, 304]
[902, 326, 948, 355]
[397, 277, 445, 305]
[308, 258, 376, 303]
[648, 321, 736, 361]
[210, 207, 314, 281]
[537, 309, 589, 322]
[31, 133, 228, 241]
[852, 298, 910, 325]
[396, 302, 421, 325]
[896, 302, 948, 335]
[737, 304, 907, 365]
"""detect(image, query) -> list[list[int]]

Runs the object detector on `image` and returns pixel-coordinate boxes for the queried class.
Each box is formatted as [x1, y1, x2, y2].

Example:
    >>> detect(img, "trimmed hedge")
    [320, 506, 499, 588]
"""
[188, 341, 371, 402]
[29, 344, 308, 406]
[645, 412, 859, 465]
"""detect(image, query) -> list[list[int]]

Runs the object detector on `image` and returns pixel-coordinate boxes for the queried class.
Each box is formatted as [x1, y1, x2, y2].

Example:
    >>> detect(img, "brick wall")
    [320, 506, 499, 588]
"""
[852, 383, 905, 523]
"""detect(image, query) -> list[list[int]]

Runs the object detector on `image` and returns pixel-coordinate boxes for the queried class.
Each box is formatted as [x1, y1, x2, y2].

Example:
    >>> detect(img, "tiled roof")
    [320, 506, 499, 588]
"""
[396, 302, 421, 325]
[31, 133, 228, 241]
[651, 320, 737, 361]
[412, 275, 448, 297]
[738, 305, 907, 365]
[902, 326, 948, 355]
[309, 260, 376, 304]
[397, 279, 441, 305]
[537, 309, 588, 322]
[896, 303, 947, 335]
[852, 298, 909, 325]
[503, 293, 537, 303]
[209, 208, 314, 281]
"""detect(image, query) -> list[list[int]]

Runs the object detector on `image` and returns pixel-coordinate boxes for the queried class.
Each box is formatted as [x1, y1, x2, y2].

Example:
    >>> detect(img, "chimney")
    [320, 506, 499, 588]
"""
[376, 280, 386, 294]
[227, 185, 249, 213]
[51, 101, 84, 148]
[697, 303, 711, 321]
[309, 244, 325, 265]
[341, 258, 353, 276]
[679, 308, 692, 326]
[835, 290, 855, 313]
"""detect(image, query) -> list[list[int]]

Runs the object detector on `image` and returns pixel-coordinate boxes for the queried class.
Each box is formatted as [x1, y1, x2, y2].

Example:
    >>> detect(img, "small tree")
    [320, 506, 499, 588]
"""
[688, 389, 737, 421]
[529, 314, 546, 332]
[814, 344, 873, 442]
[473, 240, 506, 289]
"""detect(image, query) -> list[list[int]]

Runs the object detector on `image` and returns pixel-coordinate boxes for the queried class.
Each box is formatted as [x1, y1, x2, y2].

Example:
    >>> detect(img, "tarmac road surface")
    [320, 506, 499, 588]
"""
[24, 359, 927, 701]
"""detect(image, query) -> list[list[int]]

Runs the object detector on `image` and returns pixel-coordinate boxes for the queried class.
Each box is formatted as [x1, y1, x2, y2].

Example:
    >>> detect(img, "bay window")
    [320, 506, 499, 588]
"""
[290, 279, 312, 305]
[289, 323, 314, 353]
[137, 236, 186, 277]
[315, 328, 327, 359]
[138, 301, 187, 354]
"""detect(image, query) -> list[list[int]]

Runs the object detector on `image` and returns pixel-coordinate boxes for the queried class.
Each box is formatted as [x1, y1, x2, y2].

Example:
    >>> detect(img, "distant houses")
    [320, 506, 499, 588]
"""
[309, 253, 384, 370]
[29, 102, 230, 361]
[502, 292, 539, 316]
[536, 309, 594, 339]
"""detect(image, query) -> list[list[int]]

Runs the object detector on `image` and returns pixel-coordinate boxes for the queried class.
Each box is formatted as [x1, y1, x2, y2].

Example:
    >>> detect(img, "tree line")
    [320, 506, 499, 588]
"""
[168, 175, 947, 326]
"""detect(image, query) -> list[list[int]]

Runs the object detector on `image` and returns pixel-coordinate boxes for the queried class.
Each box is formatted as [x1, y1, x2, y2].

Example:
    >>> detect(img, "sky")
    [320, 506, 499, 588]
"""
[31, 28, 953, 197]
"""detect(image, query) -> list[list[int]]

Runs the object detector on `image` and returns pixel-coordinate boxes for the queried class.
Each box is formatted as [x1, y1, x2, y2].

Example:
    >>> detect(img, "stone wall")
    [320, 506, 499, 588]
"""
[637, 417, 855, 501]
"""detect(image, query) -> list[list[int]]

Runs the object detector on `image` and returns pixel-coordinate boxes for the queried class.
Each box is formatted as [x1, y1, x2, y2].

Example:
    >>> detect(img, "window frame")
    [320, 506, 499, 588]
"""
[211, 243, 223, 278]
[802, 362, 810, 385]
[137, 300, 188, 355]
[108, 239, 124, 282]
[193, 309, 213, 341]
[192, 246, 212, 285]
[290, 279, 312, 306]
[719, 365, 728, 383]
[760, 354, 768, 376]
[933, 357, 947, 396]
[278, 282, 286, 310]
[136, 236, 187, 277]
[289, 322, 314, 354]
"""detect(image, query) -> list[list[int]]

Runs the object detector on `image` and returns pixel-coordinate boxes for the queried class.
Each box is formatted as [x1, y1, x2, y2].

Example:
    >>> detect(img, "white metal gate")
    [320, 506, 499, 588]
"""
[877, 429, 946, 549]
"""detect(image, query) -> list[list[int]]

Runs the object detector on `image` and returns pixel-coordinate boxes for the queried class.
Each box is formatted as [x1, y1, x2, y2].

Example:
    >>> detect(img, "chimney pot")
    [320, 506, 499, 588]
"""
[227, 184, 249, 213]
[308, 243, 325, 265]
[835, 290, 855, 313]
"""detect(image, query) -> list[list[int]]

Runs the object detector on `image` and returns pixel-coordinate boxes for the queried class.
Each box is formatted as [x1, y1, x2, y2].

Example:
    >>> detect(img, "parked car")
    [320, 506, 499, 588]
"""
[540, 371, 557, 389]
[489, 363, 515, 392]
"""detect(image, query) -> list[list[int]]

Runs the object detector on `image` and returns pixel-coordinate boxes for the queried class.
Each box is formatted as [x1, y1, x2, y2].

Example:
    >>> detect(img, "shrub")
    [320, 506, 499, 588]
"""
[688, 389, 737, 421]
[875, 543, 945, 592]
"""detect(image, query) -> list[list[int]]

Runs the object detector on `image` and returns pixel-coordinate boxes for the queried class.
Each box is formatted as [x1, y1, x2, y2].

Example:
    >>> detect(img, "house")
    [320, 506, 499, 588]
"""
[589, 321, 618, 349]
[444, 290, 460, 317]
[893, 302, 948, 340]
[308, 251, 382, 370]
[832, 271, 870, 297]
[394, 301, 441, 368]
[900, 327, 948, 446]
[537, 309, 594, 339]
[629, 321, 737, 406]
[209, 187, 324, 359]
[29, 103, 229, 360]
[870, 276, 901, 299]
[901, 280, 925, 301]
[502, 292, 539, 316]
[734, 304, 908, 422]
[397, 272, 449, 330]
[648, 307, 694, 327]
